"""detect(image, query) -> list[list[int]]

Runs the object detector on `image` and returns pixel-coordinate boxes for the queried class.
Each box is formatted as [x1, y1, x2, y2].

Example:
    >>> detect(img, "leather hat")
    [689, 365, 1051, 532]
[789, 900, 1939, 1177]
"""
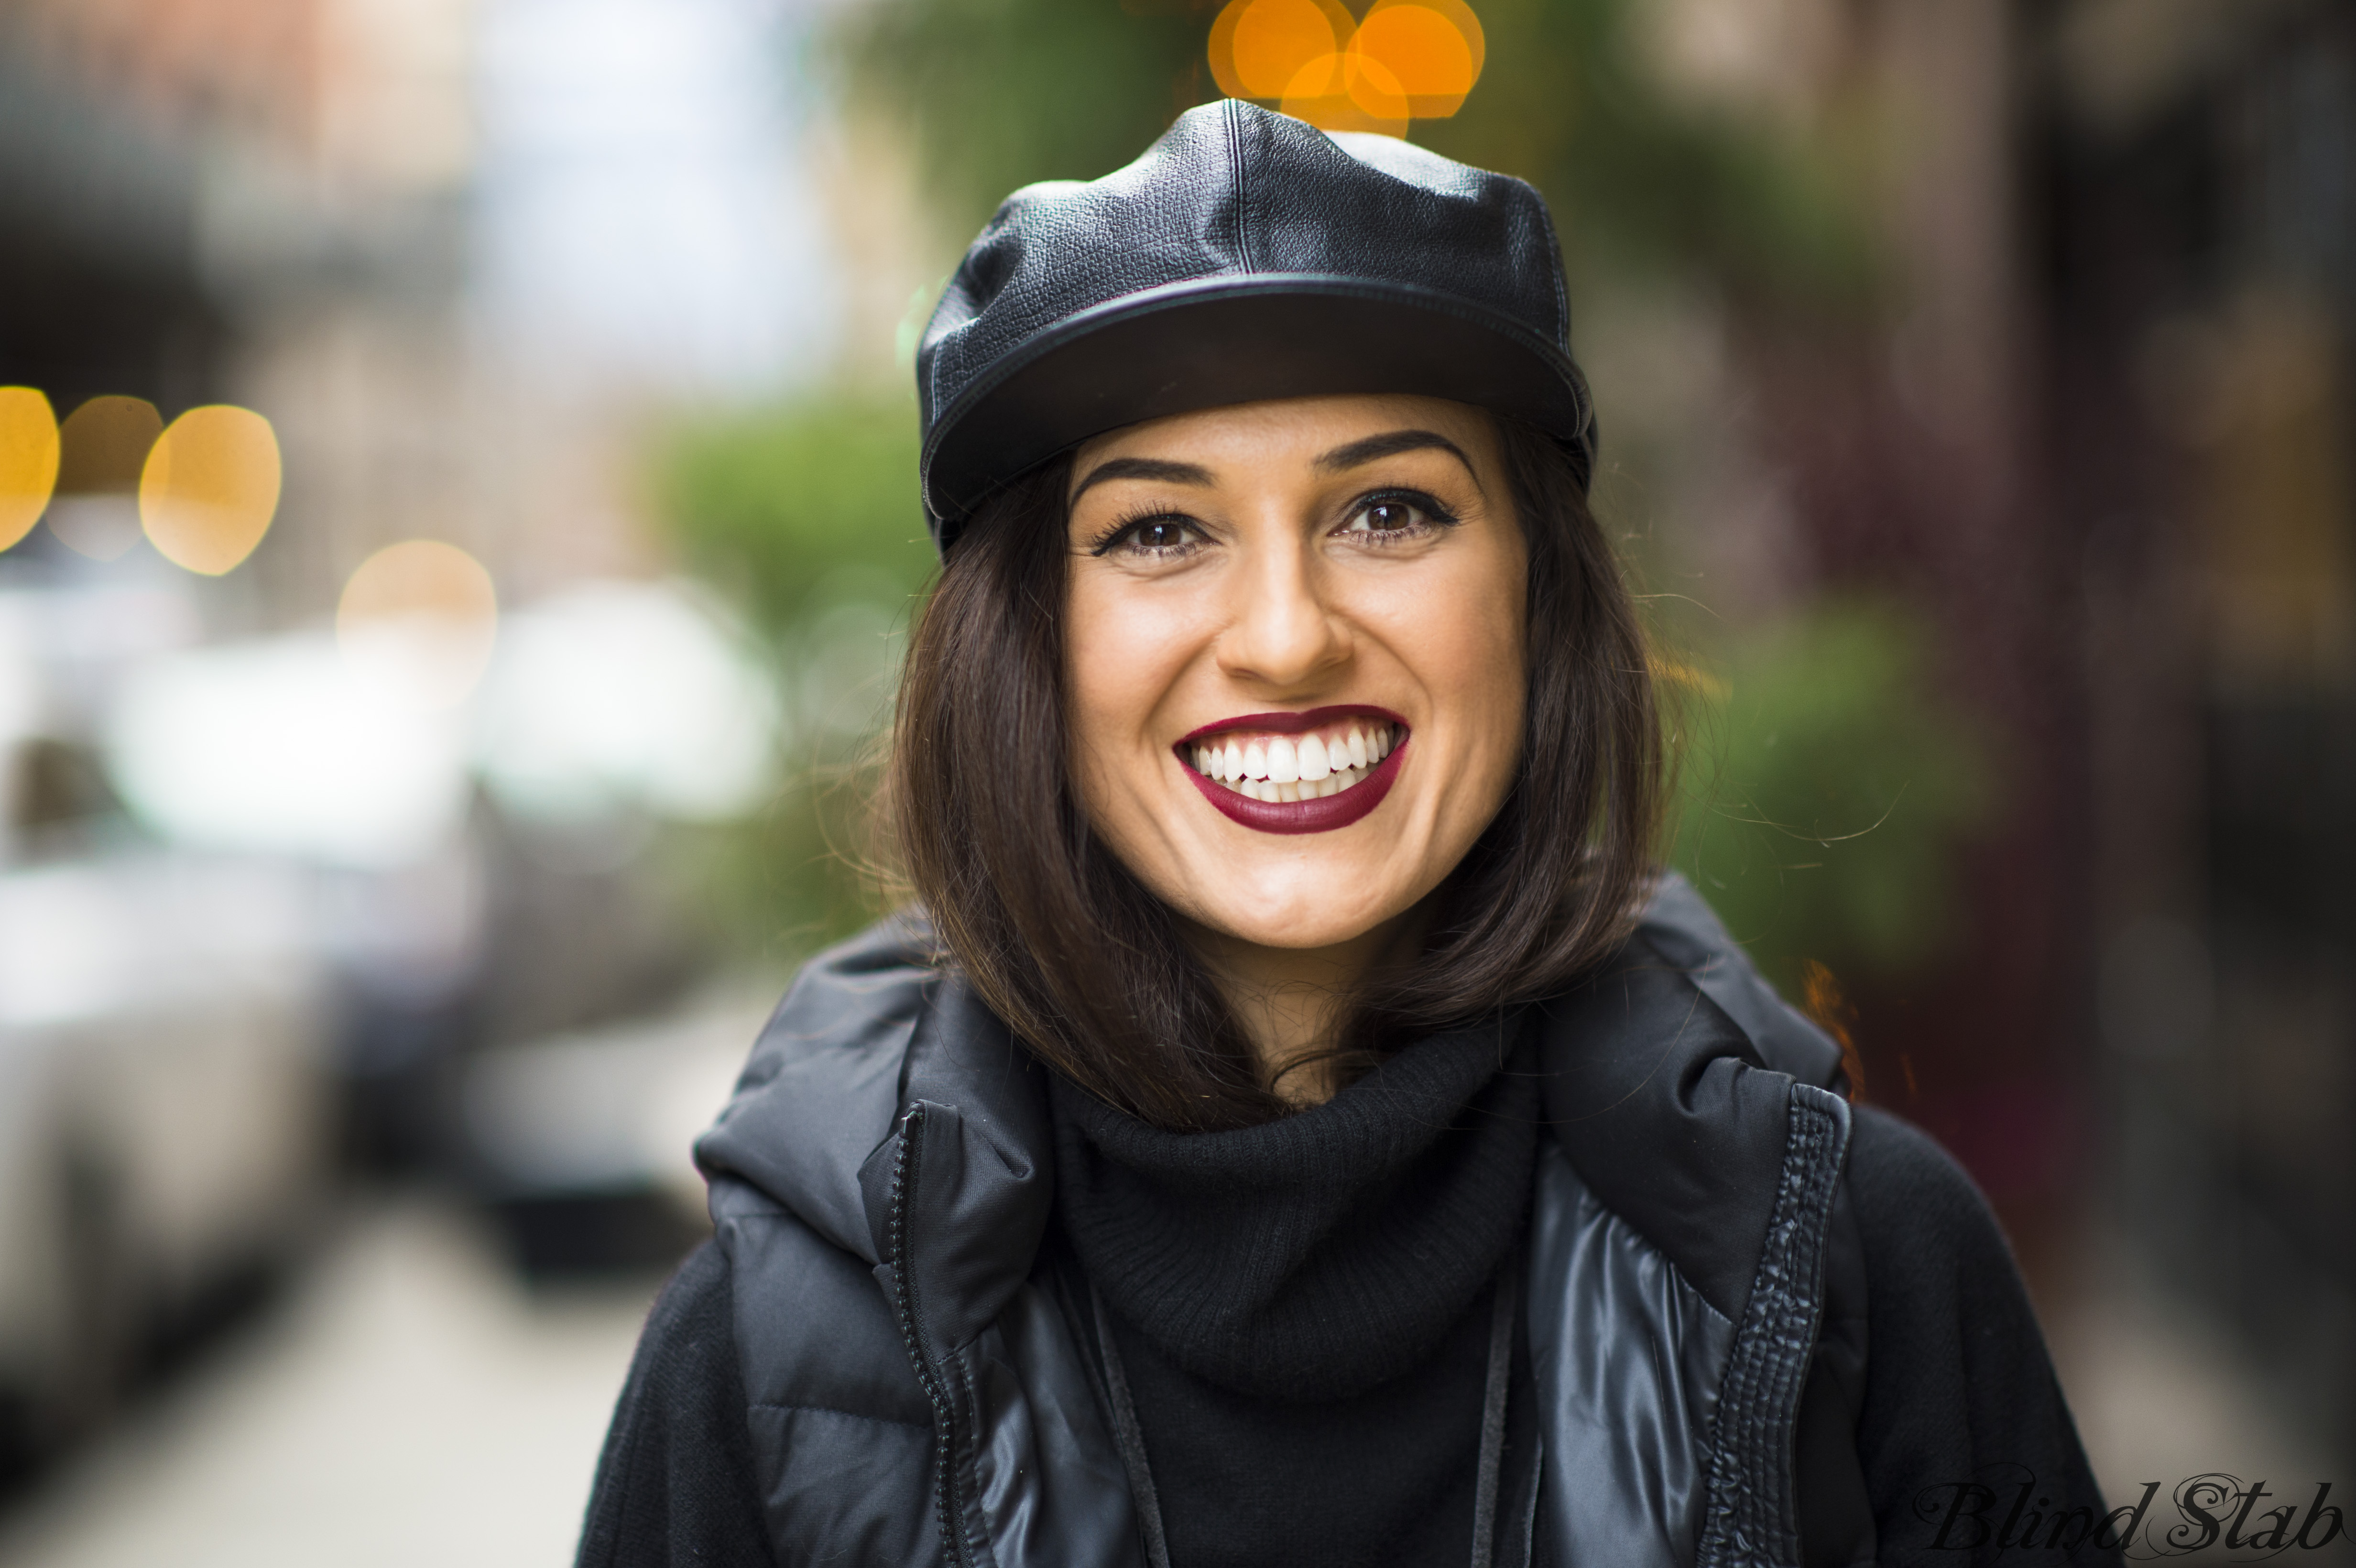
[916, 100, 1596, 550]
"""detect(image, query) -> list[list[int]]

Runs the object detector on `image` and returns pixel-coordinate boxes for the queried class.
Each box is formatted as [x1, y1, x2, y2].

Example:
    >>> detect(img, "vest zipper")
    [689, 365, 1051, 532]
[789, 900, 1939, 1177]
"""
[887, 1104, 973, 1567]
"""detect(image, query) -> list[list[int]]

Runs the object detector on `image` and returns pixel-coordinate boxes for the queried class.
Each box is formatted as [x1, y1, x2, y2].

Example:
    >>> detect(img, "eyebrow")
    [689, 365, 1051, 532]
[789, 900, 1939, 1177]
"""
[1315, 428, 1479, 484]
[1066, 427, 1480, 508]
[1068, 456, 1215, 505]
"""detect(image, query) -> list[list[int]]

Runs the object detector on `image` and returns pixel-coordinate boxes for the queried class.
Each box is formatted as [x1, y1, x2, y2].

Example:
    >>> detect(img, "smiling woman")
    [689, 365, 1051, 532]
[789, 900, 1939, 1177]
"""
[578, 102, 2113, 1568]
[898, 392, 1654, 1122]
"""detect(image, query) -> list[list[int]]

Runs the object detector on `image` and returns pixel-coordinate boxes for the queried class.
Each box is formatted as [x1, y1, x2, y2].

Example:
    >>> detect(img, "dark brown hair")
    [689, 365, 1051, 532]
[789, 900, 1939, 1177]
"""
[889, 414, 1663, 1131]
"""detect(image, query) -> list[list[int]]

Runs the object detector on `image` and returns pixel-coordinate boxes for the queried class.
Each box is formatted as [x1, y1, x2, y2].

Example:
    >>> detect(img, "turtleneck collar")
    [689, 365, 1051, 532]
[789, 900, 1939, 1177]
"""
[1047, 1010, 1539, 1402]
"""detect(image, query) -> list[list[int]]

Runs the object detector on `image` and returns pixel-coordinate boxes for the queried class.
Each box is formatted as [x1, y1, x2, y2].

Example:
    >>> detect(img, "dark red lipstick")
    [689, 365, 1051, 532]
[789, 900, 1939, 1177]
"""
[1174, 706, 1409, 836]
[1176, 704, 1404, 744]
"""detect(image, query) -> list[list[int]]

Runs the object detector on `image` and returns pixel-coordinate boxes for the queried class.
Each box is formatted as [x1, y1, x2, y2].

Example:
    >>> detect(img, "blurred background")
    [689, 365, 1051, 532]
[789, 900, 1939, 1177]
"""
[0, 0, 2348, 1560]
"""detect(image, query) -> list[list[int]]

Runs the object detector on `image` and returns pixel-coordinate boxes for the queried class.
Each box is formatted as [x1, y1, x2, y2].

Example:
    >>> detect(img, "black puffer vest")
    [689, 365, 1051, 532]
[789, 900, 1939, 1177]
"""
[694, 875, 1872, 1568]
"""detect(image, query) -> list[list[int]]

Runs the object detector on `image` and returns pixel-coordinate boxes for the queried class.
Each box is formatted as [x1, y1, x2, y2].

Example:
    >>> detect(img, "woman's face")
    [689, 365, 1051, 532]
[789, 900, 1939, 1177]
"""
[1063, 393, 1528, 956]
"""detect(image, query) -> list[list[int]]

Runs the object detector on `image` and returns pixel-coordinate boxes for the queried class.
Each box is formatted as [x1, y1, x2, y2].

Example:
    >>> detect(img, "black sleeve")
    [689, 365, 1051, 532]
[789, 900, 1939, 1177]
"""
[576, 1240, 777, 1568]
[1847, 1106, 2120, 1568]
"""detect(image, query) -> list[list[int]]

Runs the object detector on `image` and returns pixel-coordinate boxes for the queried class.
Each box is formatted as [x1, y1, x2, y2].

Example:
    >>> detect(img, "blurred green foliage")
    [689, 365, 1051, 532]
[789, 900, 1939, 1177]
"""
[1666, 598, 1993, 994]
[656, 399, 935, 629]
[836, 0, 1880, 304]
[653, 399, 935, 960]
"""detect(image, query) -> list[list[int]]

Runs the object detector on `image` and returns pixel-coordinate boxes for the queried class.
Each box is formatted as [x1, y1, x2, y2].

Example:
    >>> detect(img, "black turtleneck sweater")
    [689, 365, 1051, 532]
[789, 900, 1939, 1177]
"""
[1045, 1016, 1541, 1568]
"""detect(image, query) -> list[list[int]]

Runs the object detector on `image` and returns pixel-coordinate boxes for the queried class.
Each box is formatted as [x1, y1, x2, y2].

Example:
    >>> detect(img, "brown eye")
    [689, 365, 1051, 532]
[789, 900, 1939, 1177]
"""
[1092, 514, 1206, 557]
[1343, 496, 1439, 535]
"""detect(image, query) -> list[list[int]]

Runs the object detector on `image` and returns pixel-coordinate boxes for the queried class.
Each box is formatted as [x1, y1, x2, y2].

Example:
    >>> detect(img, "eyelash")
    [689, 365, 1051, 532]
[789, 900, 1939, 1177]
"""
[1086, 488, 1460, 558]
[1087, 508, 1198, 558]
[1341, 488, 1459, 542]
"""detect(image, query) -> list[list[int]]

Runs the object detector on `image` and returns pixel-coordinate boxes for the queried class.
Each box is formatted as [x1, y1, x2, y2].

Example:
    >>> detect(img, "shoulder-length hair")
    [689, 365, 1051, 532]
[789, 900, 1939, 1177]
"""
[889, 414, 1663, 1131]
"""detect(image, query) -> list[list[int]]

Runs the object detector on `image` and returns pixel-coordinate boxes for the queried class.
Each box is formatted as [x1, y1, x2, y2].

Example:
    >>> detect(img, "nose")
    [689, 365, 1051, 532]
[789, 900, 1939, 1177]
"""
[1216, 534, 1348, 690]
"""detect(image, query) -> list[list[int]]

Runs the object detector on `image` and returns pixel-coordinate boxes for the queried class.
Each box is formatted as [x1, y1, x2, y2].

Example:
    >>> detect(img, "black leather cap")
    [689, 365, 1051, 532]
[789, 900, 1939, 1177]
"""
[916, 99, 1596, 550]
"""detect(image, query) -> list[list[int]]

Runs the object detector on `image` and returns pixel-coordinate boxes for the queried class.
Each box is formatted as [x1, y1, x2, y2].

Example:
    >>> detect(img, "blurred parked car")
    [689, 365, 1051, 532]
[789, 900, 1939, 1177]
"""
[0, 572, 782, 1466]
[0, 737, 330, 1464]
[100, 576, 780, 1170]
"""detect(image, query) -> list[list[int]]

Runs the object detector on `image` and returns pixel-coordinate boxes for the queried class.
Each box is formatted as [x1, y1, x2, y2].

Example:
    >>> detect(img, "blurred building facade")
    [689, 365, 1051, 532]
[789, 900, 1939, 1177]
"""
[1665, 0, 2356, 1462]
[1, 0, 486, 621]
[2045, 0, 2356, 1457]
[1665, 0, 2356, 1461]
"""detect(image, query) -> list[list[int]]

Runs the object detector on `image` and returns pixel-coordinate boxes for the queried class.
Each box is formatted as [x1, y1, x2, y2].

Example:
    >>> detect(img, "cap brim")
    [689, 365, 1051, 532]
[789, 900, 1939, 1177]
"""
[920, 275, 1596, 546]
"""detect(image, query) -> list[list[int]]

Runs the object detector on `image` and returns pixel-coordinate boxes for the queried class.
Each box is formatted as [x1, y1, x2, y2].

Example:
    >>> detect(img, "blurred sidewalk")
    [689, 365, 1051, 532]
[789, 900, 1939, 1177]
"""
[0, 1200, 662, 1568]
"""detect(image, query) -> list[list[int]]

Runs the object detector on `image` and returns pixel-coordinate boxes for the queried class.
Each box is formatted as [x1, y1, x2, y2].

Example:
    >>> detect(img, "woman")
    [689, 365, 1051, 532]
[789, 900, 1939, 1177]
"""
[579, 103, 2115, 1568]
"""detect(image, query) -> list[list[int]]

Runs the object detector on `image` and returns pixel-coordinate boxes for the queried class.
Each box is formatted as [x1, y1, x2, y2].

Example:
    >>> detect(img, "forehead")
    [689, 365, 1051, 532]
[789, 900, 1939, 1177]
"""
[1069, 392, 1494, 474]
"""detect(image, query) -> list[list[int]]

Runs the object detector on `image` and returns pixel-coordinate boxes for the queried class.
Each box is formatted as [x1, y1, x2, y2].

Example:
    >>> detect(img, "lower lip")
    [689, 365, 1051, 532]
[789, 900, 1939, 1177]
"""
[1181, 737, 1408, 835]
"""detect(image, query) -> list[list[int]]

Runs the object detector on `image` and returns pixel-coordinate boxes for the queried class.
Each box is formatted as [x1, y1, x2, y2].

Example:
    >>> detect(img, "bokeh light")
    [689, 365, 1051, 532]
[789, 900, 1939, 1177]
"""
[139, 404, 284, 576]
[0, 387, 62, 553]
[474, 580, 778, 826]
[337, 540, 501, 710]
[1354, 0, 1482, 118]
[1340, 50, 1410, 124]
[1210, 0, 1351, 101]
[1210, 0, 1481, 135]
[1282, 53, 1407, 138]
[106, 632, 473, 869]
[49, 395, 163, 561]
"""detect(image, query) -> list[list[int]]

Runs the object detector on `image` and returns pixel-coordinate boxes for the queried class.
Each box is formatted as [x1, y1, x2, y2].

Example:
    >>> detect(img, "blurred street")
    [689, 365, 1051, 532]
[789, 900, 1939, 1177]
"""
[0, 1199, 661, 1568]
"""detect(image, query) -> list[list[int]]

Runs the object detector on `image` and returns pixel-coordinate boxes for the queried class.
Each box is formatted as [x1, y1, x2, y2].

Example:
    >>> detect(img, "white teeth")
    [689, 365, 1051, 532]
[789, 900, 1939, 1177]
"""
[1192, 722, 1405, 806]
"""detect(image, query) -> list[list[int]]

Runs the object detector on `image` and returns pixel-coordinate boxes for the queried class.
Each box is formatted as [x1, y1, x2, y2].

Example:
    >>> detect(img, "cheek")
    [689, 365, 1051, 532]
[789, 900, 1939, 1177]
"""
[1062, 581, 1192, 796]
[1408, 557, 1527, 772]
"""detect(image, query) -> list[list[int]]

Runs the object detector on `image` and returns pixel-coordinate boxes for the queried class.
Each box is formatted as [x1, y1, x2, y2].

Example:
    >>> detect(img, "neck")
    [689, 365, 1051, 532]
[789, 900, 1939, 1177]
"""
[1180, 906, 1429, 1108]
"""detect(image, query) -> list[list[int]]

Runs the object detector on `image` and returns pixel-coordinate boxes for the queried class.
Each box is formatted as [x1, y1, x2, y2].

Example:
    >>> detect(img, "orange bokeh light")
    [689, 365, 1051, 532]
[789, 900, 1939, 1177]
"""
[140, 404, 284, 575]
[1353, 0, 1483, 118]
[1210, 0, 1353, 101]
[337, 539, 500, 710]
[50, 394, 163, 561]
[0, 388, 60, 553]
[1210, 0, 1483, 135]
[1343, 49, 1412, 121]
[1282, 53, 1409, 138]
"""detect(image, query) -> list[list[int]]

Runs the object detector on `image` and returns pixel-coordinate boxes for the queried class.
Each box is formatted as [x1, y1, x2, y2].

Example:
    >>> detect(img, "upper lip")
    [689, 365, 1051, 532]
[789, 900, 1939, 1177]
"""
[1176, 704, 1408, 744]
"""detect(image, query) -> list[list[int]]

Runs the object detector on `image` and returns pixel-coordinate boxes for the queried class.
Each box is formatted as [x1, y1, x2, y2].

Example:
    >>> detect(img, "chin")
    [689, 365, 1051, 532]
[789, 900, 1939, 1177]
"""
[1190, 892, 1407, 954]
